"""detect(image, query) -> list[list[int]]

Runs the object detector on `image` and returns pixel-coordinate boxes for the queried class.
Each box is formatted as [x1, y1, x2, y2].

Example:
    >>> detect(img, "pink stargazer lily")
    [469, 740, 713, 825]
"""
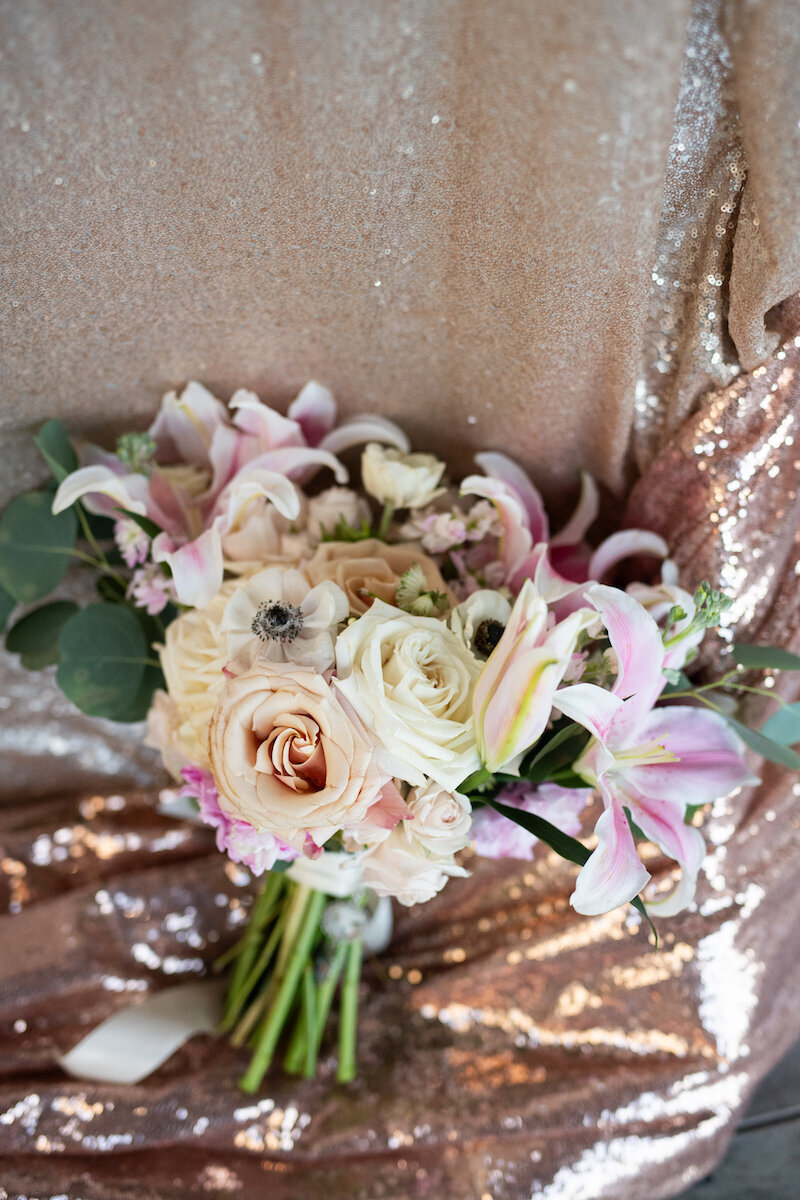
[552, 585, 757, 917]
[461, 452, 668, 598]
[52, 380, 410, 608]
[474, 579, 594, 774]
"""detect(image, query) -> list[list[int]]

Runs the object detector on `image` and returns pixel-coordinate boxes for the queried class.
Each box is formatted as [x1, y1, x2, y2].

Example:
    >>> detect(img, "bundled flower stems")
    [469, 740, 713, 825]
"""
[3, 380, 799, 1089]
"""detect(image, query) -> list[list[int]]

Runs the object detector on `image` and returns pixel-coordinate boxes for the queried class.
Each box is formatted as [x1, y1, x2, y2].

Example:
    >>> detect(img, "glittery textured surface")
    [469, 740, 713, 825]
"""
[3, 2, 800, 1197]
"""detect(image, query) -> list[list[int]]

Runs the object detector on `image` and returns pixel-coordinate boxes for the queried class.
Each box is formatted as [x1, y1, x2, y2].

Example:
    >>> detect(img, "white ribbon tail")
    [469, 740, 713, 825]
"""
[58, 979, 225, 1085]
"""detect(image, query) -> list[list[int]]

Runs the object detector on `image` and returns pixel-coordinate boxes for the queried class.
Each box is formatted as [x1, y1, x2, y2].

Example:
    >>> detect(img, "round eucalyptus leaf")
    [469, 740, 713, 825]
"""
[0, 584, 14, 634]
[34, 419, 79, 482]
[5, 600, 80, 670]
[0, 491, 78, 603]
[57, 603, 148, 719]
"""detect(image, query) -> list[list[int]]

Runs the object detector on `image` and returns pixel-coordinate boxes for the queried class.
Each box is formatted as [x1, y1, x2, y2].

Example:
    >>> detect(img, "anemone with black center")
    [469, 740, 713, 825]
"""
[474, 618, 505, 657]
[251, 600, 304, 645]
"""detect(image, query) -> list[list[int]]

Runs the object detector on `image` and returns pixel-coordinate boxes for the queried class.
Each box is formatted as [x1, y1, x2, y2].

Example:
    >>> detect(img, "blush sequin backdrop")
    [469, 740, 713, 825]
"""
[2, 1, 800, 1198]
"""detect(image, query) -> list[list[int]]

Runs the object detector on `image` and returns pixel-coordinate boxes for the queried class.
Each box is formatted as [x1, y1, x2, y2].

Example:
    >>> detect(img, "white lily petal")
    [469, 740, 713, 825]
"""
[320, 413, 410, 455]
[153, 529, 223, 609]
[52, 465, 148, 516]
[570, 790, 650, 916]
[288, 381, 338, 444]
[551, 471, 600, 547]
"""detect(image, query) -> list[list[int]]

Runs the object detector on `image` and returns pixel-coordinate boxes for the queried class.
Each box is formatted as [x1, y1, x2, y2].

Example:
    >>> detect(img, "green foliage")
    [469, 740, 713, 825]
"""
[0, 584, 14, 633]
[5, 601, 80, 670]
[724, 713, 800, 769]
[319, 516, 374, 543]
[111, 662, 166, 722]
[0, 491, 78, 603]
[56, 603, 150, 720]
[761, 702, 800, 747]
[33, 419, 79, 482]
[732, 643, 800, 672]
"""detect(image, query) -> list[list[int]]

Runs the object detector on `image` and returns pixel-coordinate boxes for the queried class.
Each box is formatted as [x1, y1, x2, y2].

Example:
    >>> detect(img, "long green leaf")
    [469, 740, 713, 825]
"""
[733, 643, 800, 672]
[526, 722, 585, 770]
[761, 702, 800, 747]
[724, 714, 800, 769]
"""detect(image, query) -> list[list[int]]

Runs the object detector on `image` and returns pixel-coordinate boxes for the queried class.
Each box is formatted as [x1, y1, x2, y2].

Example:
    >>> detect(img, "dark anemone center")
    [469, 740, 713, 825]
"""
[474, 618, 505, 657]
[251, 601, 304, 644]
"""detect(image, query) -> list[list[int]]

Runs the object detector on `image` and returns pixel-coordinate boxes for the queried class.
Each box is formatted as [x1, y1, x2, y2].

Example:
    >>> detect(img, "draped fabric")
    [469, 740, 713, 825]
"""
[2, 2, 800, 1198]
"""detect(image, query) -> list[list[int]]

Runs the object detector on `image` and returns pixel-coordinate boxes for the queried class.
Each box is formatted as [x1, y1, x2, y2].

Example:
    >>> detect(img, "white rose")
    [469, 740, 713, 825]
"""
[405, 782, 472, 854]
[361, 825, 468, 906]
[334, 599, 481, 790]
[362, 443, 446, 509]
[306, 487, 372, 544]
[450, 589, 512, 659]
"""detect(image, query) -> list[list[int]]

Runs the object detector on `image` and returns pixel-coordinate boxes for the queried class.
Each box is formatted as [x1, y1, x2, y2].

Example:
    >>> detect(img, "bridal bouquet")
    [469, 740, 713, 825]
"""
[3, 381, 799, 1090]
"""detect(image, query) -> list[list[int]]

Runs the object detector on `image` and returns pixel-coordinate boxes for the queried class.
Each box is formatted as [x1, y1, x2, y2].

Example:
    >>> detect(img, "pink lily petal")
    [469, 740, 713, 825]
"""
[153, 528, 223, 609]
[552, 682, 625, 746]
[627, 705, 759, 806]
[529, 543, 585, 604]
[474, 451, 549, 544]
[230, 389, 306, 449]
[288, 380, 338, 444]
[146, 468, 195, 537]
[149, 382, 229, 465]
[628, 792, 707, 916]
[319, 413, 411, 455]
[207, 422, 243, 498]
[245, 446, 348, 484]
[52, 465, 149, 518]
[551, 471, 600, 548]
[461, 474, 532, 582]
[586, 584, 666, 710]
[571, 786, 650, 915]
[588, 529, 668, 583]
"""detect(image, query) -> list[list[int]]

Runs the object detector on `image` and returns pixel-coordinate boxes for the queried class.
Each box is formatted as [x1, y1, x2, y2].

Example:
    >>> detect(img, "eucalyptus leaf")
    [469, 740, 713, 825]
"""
[57, 603, 148, 719]
[732, 643, 800, 672]
[761, 702, 800, 747]
[33, 419, 79, 483]
[5, 601, 79, 670]
[0, 584, 14, 633]
[723, 714, 800, 769]
[112, 663, 166, 723]
[0, 491, 78, 603]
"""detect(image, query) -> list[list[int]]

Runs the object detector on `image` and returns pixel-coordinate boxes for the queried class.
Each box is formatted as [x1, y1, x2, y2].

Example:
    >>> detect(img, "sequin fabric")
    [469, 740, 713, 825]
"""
[3, 1, 800, 1198]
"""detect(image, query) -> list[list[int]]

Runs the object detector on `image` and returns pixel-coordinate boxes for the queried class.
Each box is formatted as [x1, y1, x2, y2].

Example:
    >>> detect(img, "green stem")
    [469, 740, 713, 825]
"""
[337, 938, 362, 1084]
[218, 873, 284, 987]
[284, 940, 348, 1075]
[224, 904, 290, 1035]
[302, 964, 318, 1078]
[240, 888, 326, 1092]
[376, 502, 395, 542]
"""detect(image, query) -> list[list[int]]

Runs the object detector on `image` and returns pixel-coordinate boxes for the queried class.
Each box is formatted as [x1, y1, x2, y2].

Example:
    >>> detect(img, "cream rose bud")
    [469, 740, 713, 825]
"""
[362, 443, 446, 509]
[306, 487, 371, 544]
[335, 599, 481, 791]
[405, 782, 472, 855]
[361, 825, 468, 906]
[208, 661, 385, 848]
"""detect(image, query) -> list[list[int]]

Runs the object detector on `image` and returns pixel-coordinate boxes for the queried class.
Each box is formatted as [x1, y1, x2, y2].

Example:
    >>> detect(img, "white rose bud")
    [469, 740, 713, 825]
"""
[362, 443, 446, 509]
[405, 782, 472, 854]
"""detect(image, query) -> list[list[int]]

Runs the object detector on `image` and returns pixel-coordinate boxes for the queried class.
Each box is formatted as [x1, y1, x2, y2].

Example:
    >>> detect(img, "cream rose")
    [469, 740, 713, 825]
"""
[405, 782, 472, 855]
[157, 581, 235, 769]
[334, 599, 482, 790]
[362, 443, 446, 509]
[208, 661, 384, 847]
[361, 825, 468, 906]
[304, 538, 455, 616]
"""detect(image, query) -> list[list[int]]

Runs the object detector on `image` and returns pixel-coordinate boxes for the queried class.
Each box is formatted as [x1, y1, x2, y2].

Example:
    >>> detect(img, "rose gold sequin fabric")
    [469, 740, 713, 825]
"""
[3, 2, 800, 1198]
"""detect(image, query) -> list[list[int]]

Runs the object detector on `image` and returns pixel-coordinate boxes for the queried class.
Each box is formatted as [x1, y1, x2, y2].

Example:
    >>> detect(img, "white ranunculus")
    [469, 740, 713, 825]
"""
[221, 567, 349, 672]
[361, 825, 468, 906]
[334, 599, 481, 790]
[405, 782, 472, 855]
[361, 443, 446, 509]
[450, 589, 512, 659]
